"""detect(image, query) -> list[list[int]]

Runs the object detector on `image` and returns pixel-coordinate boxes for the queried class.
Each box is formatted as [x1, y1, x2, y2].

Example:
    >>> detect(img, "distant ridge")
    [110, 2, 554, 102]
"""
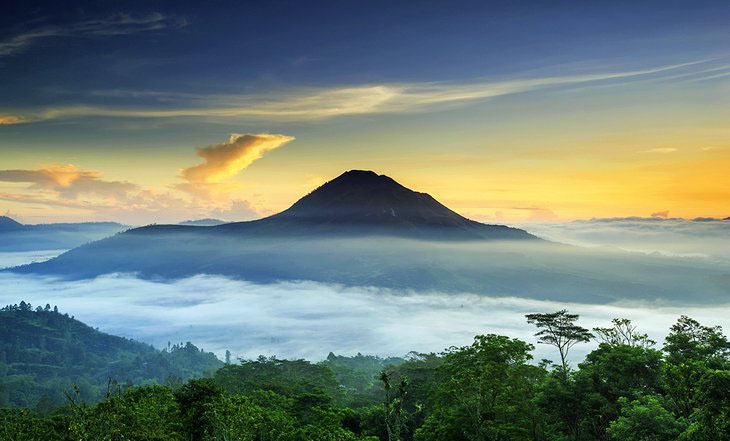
[0, 217, 127, 252]
[0, 215, 23, 231]
[179, 218, 227, 226]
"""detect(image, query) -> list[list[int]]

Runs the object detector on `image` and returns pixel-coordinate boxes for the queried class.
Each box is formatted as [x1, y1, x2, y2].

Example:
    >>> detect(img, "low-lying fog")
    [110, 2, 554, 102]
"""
[2, 270, 729, 364]
[2, 217, 728, 364]
[518, 217, 730, 261]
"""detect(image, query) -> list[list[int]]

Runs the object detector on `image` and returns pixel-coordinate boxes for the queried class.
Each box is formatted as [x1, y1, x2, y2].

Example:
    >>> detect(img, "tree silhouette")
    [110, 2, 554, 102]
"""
[526, 310, 592, 373]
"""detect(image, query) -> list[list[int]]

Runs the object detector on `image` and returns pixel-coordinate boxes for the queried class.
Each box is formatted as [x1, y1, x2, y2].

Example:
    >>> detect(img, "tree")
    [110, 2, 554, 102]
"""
[203, 394, 295, 441]
[416, 335, 543, 441]
[662, 316, 730, 418]
[573, 342, 664, 439]
[526, 310, 593, 373]
[680, 370, 730, 441]
[593, 318, 656, 349]
[607, 396, 686, 441]
[174, 378, 224, 441]
[380, 370, 408, 441]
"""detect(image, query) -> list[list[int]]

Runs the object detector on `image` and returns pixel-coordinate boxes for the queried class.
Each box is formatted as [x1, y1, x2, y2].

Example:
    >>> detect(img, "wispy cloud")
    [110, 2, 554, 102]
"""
[177, 133, 295, 199]
[0, 165, 136, 199]
[0, 13, 186, 57]
[0, 115, 26, 125]
[0, 133, 291, 223]
[643, 148, 678, 154]
[5, 60, 709, 124]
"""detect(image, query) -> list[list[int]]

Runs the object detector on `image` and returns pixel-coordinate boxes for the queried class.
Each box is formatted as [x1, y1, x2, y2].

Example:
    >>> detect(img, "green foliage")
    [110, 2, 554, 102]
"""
[214, 356, 341, 401]
[2, 310, 730, 441]
[67, 384, 182, 441]
[416, 335, 543, 441]
[680, 370, 730, 441]
[320, 352, 405, 408]
[573, 343, 664, 439]
[526, 310, 593, 372]
[607, 396, 686, 441]
[0, 303, 223, 409]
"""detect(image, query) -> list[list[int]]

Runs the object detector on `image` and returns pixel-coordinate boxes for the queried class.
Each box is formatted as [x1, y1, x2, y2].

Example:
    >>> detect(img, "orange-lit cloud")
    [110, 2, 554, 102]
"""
[0, 133, 293, 223]
[0, 115, 26, 125]
[178, 133, 295, 199]
[0, 165, 136, 199]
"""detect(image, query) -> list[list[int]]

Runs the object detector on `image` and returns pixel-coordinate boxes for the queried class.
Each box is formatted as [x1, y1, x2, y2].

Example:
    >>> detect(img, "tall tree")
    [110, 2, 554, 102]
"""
[526, 310, 593, 373]
[593, 318, 655, 349]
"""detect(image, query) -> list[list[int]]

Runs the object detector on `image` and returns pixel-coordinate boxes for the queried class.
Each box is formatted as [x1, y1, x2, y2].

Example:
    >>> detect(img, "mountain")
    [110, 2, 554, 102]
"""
[179, 218, 227, 226]
[217, 170, 531, 240]
[9, 171, 730, 303]
[0, 215, 24, 231]
[0, 302, 222, 409]
[0, 217, 127, 252]
[197, 170, 534, 240]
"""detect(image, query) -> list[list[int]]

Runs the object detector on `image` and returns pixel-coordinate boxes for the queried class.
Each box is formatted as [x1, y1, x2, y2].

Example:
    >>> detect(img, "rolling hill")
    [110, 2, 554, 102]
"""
[0, 216, 127, 252]
[0, 302, 222, 409]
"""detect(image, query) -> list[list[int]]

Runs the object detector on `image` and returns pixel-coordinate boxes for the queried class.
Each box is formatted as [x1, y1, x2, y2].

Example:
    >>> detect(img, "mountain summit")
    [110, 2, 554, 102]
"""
[219, 170, 535, 240]
[274, 170, 480, 227]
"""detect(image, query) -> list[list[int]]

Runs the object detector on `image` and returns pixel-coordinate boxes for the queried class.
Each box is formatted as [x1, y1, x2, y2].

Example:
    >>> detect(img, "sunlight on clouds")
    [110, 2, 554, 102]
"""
[177, 133, 295, 199]
[0, 134, 294, 223]
[182, 134, 295, 184]
[9, 60, 712, 123]
[0, 115, 26, 125]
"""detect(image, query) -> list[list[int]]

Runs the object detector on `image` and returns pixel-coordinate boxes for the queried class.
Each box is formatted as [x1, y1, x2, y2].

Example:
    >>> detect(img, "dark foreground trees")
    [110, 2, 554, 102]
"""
[2, 313, 730, 441]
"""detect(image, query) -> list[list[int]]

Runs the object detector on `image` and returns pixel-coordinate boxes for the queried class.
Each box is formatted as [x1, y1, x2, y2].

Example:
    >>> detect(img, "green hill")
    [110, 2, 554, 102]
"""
[0, 302, 222, 409]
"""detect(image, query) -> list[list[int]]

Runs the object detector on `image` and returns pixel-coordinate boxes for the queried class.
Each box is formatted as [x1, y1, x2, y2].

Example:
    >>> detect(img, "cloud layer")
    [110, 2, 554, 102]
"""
[518, 217, 730, 261]
[1, 270, 729, 363]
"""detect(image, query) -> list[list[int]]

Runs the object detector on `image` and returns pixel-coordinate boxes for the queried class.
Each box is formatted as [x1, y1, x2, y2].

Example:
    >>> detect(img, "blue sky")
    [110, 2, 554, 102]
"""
[0, 0, 728, 223]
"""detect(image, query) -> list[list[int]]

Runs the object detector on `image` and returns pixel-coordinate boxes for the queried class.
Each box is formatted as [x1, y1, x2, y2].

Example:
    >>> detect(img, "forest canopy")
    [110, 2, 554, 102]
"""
[2, 305, 730, 440]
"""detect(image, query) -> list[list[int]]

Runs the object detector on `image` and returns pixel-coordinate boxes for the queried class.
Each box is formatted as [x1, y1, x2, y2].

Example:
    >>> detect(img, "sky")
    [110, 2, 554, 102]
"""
[1, 0, 728, 224]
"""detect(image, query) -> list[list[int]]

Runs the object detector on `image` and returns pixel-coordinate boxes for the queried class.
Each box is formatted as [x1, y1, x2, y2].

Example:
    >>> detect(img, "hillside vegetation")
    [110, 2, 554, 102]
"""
[2, 309, 730, 440]
[0, 303, 222, 409]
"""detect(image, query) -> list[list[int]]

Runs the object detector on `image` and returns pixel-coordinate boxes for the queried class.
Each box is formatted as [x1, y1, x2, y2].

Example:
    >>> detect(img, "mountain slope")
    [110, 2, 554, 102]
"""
[0, 216, 24, 231]
[0, 302, 222, 408]
[214, 170, 534, 239]
[0, 216, 127, 252]
[8, 171, 729, 303]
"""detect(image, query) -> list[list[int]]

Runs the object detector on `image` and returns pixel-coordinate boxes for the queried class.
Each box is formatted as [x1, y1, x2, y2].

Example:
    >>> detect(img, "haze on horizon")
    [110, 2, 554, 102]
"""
[1, 0, 729, 225]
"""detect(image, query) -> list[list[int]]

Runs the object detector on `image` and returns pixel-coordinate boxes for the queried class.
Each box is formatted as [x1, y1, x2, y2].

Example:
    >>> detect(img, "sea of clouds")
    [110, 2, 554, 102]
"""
[2, 217, 728, 365]
[2, 270, 729, 364]
[518, 217, 730, 261]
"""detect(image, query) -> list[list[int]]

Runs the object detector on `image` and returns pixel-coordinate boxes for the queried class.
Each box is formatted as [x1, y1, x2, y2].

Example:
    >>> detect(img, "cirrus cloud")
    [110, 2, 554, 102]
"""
[0, 115, 26, 125]
[0, 13, 186, 57]
[2, 60, 711, 124]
